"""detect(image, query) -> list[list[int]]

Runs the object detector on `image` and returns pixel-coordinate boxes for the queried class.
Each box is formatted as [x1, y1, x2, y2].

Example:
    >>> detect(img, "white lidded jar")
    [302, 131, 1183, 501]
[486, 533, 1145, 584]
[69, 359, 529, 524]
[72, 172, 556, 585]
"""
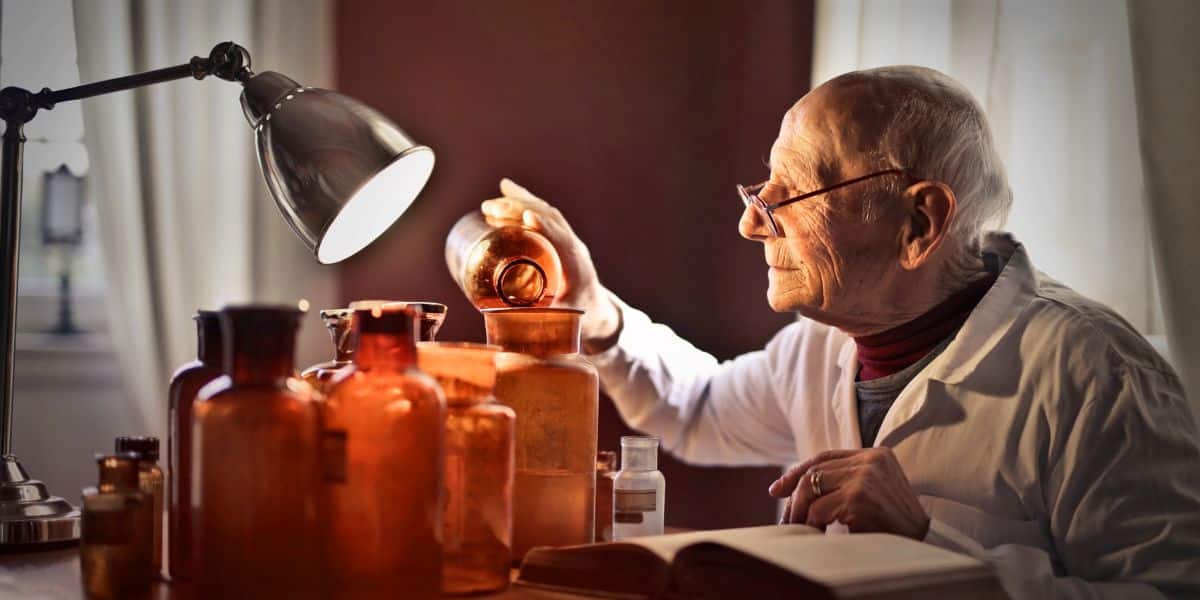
[612, 436, 665, 539]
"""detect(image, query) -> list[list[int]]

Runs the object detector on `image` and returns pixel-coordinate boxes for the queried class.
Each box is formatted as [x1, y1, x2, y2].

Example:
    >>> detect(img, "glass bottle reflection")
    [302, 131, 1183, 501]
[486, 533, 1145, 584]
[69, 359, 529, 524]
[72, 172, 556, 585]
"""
[167, 310, 222, 581]
[193, 305, 326, 599]
[418, 342, 514, 595]
[324, 304, 445, 598]
[484, 307, 598, 560]
[595, 451, 617, 543]
[81, 453, 152, 600]
[445, 211, 565, 309]
[301, 308, 354, 392]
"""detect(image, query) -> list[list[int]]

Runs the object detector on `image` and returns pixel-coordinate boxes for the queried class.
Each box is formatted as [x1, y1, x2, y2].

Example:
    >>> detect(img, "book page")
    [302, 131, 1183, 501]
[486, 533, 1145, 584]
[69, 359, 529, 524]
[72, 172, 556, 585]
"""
[712, 532, 984, 587]
[618, 524, 820, 562]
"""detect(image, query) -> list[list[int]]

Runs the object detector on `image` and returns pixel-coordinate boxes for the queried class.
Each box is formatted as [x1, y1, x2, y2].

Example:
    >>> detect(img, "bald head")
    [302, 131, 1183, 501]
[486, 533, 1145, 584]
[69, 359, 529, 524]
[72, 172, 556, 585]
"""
[774, 66, 1011, 244]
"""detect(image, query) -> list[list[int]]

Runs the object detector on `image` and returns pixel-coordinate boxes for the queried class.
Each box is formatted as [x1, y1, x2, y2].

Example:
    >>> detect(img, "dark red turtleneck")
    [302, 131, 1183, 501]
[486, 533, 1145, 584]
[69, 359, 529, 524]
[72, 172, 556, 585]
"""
[853, 274, 997, 381]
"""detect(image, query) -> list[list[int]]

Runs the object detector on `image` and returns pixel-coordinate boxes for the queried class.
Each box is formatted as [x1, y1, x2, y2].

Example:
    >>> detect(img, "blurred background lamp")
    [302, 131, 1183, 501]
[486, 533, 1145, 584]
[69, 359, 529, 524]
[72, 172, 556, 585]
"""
[0, 41, 434, 546]
[40, 165, 86, 335]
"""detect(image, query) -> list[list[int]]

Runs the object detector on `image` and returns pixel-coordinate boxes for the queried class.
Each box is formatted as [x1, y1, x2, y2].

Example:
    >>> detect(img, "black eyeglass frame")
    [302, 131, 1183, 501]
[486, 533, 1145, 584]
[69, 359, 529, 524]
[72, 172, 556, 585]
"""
[737, 168, 911, 237]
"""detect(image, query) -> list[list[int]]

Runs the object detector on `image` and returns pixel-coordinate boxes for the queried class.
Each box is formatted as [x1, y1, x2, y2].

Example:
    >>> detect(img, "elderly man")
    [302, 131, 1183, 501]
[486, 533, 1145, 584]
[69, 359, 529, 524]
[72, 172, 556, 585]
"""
[482, 66, 1200, 598]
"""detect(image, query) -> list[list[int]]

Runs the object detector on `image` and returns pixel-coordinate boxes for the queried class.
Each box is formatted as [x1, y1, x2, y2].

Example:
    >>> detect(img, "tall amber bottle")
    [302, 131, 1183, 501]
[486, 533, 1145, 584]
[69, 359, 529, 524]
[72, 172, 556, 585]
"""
[301, 308, 354, 391]
[417, 342, 515, 595]
[167, 310, 222, 582]
[80, 453, 153, 600]
[193, 305, 325, 599]
[484, 308, 598, 559]
[445, 212, 565, 309]
[324, 305, 446, 598]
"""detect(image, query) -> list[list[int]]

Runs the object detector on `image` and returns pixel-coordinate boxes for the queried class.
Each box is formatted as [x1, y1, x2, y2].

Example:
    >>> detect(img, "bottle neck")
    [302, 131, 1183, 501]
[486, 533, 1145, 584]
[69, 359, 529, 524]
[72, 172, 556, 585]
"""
[221, 307, 302, 386]
[196, 313, 223, 368]
[328, 321, 354, 363]
[621, 446, 658, 472]
[97, 458, 139, 493]
[354, 333, 415, 371]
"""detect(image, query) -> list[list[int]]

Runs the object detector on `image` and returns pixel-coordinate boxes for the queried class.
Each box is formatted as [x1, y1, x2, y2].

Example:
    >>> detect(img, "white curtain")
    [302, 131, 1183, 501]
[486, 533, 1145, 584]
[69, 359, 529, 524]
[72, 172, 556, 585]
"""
[72, 0, 337, 439]
[812, 0, 1167, 353]
[1127, 1, 1200, 420]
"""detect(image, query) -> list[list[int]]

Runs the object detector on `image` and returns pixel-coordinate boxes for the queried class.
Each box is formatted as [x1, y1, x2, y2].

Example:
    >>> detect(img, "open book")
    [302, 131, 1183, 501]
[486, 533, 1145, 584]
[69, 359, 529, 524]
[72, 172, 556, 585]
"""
[515, 525, 1006, 599]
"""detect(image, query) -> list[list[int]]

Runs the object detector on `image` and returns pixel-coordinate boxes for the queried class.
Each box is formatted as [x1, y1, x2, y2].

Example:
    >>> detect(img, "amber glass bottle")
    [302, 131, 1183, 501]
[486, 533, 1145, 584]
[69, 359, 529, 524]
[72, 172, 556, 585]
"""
[445, 212, 565, 309]
[417, 342, 515, 595]
[167, 310, 222, 582]
[115, 436, 163, 574]
[301, 308, 354, 391]
[81, 453, 152, 599]
[193, 305, 326, 599]
[484, 307, 598, 559]
[324, 305, 446, 598]
[347, 300, 448, 341]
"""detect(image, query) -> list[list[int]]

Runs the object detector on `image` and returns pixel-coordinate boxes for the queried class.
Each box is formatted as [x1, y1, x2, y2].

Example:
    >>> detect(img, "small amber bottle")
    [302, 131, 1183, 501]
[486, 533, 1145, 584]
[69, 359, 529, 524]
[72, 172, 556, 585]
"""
[595, 451, 617, 543]
[445, 212, 565, 309]
[301, 308, 354, 391]
[167, 309, 223, 582]
[193, 305, 327, 599]
[418, 341, 515, 595]
[115, 436, 163, 575]
[324, 304, 446, 598]
[81, 452, 152, 600]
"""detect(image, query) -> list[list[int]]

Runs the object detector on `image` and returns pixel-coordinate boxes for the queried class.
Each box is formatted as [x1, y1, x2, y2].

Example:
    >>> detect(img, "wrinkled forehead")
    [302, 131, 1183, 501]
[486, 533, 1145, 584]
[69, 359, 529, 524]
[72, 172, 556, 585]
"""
[770, 77, 897, 184]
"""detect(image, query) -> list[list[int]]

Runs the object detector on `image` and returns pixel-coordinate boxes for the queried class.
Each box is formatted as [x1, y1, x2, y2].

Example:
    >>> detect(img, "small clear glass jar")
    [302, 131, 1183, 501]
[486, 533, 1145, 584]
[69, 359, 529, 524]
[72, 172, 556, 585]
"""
[418, 341, 515, 595]
[81, 452, 153, 600]
[613, 436, 665, 540]
[484, 307, 598, 559]
[115, 436, 163, 575]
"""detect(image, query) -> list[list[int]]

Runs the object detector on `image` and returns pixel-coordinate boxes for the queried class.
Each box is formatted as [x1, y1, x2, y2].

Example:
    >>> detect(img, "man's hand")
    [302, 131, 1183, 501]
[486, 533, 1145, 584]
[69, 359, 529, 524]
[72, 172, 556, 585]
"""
[480, 179, 621, 348]
[768, 448, 930, 540]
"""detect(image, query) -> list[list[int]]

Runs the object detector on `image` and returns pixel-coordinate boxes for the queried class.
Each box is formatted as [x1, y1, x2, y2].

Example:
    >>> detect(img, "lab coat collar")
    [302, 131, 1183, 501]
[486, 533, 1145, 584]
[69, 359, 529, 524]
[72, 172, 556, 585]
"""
[923, 232, 1038, 386]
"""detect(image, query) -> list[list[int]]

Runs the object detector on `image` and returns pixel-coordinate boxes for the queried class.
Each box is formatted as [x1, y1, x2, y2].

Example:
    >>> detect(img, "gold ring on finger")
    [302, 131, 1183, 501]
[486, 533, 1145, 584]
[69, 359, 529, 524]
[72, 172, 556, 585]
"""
[811, 469, 823, 497]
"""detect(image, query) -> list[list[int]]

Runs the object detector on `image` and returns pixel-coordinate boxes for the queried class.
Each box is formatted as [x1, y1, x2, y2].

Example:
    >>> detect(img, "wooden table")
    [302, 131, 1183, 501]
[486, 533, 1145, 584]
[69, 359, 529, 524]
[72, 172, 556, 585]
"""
[0, 547, 583, 599]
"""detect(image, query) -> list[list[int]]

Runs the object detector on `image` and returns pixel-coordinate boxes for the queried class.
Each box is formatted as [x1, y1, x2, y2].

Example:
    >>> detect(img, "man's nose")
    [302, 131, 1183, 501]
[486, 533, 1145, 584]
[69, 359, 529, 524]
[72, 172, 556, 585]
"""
[739, 204, 771, 241]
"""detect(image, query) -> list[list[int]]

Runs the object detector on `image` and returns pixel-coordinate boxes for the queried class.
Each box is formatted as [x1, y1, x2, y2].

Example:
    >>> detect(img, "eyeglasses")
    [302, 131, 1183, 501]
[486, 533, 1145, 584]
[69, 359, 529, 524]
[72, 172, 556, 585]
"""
[737, 168, 910, 237]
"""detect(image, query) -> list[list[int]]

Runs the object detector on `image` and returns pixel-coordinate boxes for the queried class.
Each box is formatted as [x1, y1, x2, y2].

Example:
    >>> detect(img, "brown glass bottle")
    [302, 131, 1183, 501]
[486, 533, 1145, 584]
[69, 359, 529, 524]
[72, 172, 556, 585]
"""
[348, 300, 448, 341]
[115, 436, 164, 575]
[166, 310, 222, 582]
[324, 305, 445, 598]
[301, 308, 354, 392]
[193, 305, 326, 599]
[595, 451, 617, 543]
[484, 308, 598, 559]
[446, 211, 565, 309]
[417, 342, 515, 595]
[81, 453, 152, 600]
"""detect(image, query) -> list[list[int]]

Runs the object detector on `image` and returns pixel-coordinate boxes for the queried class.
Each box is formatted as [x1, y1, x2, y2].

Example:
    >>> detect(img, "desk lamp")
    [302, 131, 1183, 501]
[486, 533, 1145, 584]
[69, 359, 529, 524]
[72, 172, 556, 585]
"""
[0, 42, 435, 546]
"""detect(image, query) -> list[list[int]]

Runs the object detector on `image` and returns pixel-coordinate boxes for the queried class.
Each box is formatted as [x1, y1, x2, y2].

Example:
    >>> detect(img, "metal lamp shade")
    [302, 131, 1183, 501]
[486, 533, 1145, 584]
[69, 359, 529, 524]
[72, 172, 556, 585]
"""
[241, 72, 435, 264]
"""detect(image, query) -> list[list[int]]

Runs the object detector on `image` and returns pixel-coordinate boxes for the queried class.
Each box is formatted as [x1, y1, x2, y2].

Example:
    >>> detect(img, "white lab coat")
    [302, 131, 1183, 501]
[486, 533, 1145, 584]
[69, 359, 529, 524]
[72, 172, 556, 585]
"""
[589, 233, 1200, 599]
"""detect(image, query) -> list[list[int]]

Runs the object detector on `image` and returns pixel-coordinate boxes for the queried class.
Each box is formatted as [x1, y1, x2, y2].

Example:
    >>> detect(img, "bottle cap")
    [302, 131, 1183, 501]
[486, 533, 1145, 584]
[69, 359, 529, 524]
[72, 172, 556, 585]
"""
[115, 436, 159, 461]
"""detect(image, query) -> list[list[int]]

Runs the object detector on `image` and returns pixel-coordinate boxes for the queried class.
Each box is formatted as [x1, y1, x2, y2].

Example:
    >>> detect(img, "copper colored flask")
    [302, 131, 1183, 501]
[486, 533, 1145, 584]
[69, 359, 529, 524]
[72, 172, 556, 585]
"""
[167, 310, 222, 582]
[446, 211, 565, 309]
[301, 308, 354, 391]
[417, 342, 515, 595]
[324, 305, 446, 598]
[192, 306, 326, 599]
[484, 308, 598, 559]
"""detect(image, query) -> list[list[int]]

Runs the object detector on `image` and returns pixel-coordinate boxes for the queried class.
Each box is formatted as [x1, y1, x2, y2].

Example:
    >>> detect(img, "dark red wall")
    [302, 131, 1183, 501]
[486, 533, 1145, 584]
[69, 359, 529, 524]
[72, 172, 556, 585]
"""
[337, 0, 814, 529]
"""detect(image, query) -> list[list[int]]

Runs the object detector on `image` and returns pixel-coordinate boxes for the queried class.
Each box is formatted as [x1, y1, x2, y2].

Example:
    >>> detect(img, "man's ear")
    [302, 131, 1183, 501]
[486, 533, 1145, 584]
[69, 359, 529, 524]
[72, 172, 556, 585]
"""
[898, 181, 956, 270]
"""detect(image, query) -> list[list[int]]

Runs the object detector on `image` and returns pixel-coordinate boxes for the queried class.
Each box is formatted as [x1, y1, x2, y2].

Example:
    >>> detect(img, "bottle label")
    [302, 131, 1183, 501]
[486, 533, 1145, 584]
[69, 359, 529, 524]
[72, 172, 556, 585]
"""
[615, 489, 656, 512]
[321, 429, 348, 483]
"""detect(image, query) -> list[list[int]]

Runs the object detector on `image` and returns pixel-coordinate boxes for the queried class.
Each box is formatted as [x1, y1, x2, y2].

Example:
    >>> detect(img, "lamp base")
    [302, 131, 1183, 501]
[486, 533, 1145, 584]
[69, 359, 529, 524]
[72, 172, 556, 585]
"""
[0, 454, 80, 546]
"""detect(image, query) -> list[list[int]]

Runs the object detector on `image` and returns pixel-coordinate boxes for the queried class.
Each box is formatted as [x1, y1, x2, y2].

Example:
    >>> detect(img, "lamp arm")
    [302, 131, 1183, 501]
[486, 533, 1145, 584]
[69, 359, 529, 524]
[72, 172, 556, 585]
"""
[0, 40, 252, 456]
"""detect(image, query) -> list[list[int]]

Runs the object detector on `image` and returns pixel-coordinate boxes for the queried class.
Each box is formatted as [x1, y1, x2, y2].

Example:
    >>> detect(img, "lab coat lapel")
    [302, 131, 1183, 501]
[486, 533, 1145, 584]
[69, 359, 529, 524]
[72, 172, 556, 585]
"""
[831, 336, 864, 449]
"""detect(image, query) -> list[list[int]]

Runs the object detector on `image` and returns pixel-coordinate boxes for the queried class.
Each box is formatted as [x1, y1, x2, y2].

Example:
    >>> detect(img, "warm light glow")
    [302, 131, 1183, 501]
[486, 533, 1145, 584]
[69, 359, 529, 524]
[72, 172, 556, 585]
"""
[317, 148, 435, 264]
